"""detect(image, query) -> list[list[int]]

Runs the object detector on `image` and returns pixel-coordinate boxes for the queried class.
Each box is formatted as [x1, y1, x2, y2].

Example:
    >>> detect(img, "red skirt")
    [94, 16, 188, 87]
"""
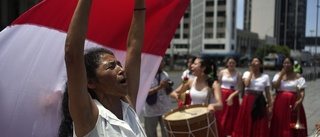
[213, 110, 226, 137]
[215, 88, 240, 136]
[232, 93, 269, 137]
[269, 91, 307, 137]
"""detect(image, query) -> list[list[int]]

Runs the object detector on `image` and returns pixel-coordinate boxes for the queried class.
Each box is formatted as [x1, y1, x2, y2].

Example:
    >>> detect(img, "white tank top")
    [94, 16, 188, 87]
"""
[189, 78, 215, 105]
[221, 72, 238, 89]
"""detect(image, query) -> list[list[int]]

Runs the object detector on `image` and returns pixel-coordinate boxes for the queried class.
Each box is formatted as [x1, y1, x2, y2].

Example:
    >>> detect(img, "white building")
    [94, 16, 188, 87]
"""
[167, 0, 237, 58]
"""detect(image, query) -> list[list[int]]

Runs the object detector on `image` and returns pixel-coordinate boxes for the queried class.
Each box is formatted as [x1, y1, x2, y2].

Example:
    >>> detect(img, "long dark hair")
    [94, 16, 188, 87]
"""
[58, 47, 114, 137]
[225, 57, 235, 68]
[197, 57, 218, 87]
[186, 56, 196, 66]
[283, 56, 294, 68]
[250, 57, 264, 73]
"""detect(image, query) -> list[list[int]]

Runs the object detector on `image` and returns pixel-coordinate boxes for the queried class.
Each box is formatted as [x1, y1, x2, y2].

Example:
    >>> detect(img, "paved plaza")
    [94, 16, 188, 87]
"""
[139, 67, 320, 136]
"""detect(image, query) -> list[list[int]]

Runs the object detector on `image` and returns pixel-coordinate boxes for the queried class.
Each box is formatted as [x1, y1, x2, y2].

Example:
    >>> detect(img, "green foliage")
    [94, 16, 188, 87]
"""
[255, 45, 290, 58]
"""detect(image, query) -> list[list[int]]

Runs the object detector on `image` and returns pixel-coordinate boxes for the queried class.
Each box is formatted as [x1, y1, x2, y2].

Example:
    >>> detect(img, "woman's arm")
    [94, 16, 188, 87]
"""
[294, 74, 305, 110]
[148, 80, 169, 95]
[265, 86, 272, 107]
[169, 79, 192, 100]
[236, 72, 243, 94]
[243, 69, 252, 87]
[208, 81, 223, 110]
[293, 89, 305, 110]
[264, 86, 273, 115]
[273, 70, 285, 89]
[125, 0, 146, 110]
[64, 0, 98, 136]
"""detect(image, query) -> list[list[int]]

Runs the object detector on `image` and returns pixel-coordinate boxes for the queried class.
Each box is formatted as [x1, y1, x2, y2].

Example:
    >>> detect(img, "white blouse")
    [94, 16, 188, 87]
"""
[242, 71, 270, 92]
[74, 100, 146, 137]
[272, 73, 307, 92]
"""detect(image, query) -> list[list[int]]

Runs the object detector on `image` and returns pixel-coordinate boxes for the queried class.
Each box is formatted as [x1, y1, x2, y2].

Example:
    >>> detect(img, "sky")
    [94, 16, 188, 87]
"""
[236, 0, 318, 36]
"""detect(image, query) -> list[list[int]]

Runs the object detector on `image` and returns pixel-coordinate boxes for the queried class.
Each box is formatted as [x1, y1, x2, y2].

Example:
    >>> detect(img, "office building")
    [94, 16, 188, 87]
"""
[168, 0, 237, 59]
[244, 0, 307, 50]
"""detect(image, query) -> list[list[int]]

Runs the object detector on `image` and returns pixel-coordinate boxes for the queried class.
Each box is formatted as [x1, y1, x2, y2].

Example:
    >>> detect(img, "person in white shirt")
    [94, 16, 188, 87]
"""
[143, 60, 172, 137]
[181, 56, 196, 79]
[270, 57, 308, 137]
[232, 57, 272, 137]
[59, 0, 147, 136]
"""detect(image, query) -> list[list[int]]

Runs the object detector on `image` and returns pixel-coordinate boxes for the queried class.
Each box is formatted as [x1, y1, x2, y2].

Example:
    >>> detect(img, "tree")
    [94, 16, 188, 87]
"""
[255, 45, 290, 58]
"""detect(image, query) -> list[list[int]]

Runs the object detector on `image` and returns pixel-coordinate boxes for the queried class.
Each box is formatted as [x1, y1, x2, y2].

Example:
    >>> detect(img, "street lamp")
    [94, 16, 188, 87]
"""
[310, 30, 315, 53]
[294, 0, 299, 51]
[314, 0, 319, 80]
[264, 26, 275, 58]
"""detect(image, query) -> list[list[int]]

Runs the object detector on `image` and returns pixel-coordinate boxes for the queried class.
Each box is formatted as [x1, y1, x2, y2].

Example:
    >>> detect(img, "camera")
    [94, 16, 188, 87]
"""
[166, 79, 174, 87]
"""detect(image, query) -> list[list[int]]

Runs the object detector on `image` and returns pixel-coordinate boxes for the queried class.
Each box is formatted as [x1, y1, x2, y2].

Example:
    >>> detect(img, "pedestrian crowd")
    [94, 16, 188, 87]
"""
[146, 56, 310, 137]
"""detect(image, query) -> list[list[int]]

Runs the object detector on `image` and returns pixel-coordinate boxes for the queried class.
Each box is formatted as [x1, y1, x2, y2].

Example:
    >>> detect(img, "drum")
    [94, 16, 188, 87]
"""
[162, 104, 218, 137]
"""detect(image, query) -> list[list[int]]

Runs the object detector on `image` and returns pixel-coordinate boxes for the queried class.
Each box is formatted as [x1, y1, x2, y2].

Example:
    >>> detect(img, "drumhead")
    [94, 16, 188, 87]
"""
[165, 107, 207, 120]
[163, 104, 212, 125]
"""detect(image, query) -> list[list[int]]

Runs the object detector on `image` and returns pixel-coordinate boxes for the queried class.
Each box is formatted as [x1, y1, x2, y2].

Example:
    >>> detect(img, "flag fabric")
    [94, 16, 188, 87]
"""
[0, 0, 190, 136]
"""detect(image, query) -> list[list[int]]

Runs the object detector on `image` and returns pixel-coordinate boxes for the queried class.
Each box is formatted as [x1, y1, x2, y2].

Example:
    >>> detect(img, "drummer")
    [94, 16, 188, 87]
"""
[171, 57, 222, 110]
[170, 57, 223, 136]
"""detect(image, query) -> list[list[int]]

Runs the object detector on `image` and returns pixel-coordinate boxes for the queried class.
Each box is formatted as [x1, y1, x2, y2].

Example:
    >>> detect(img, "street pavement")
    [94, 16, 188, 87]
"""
[139, 67, 320, 136]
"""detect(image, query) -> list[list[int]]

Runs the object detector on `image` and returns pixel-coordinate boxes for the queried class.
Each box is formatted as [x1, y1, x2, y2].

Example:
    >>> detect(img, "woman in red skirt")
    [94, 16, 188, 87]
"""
[216, 57, 242, 136]
[270, 57, 307, 137]
[232, 57, 272, 137]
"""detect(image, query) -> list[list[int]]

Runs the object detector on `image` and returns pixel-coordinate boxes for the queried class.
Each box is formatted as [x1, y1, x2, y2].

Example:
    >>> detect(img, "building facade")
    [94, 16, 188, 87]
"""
[244, 0, 307, 51]
[168, 0, 237, 59]
[236, 29, 259, 57]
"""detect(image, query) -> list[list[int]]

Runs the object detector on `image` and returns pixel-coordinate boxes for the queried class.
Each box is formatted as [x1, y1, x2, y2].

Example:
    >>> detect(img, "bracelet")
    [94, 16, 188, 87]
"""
[134, 8, 146, 11]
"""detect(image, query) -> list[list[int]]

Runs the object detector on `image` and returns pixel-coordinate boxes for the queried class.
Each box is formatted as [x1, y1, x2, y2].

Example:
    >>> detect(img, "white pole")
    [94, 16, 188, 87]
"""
[316, 0, 319, 58]
[294, 0, 299, 51]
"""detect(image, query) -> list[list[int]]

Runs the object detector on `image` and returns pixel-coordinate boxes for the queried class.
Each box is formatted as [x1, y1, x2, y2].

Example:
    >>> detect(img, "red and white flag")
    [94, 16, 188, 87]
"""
[0, 0, 189, 136]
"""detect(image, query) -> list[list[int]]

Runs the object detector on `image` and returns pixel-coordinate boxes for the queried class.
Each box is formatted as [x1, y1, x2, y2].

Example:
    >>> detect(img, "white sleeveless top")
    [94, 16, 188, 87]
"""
[190, 78, 215, 105]
[73, 100, 146, 137]
[272, 73, 307, 92]
[221, 71, 238, 89]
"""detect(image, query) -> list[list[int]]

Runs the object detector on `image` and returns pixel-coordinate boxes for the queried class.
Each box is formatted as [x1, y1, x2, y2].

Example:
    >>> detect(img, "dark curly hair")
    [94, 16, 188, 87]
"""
[197, 57, 218, 87]
[250, 57, 264, 73]
[58, 47, 114, 137]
